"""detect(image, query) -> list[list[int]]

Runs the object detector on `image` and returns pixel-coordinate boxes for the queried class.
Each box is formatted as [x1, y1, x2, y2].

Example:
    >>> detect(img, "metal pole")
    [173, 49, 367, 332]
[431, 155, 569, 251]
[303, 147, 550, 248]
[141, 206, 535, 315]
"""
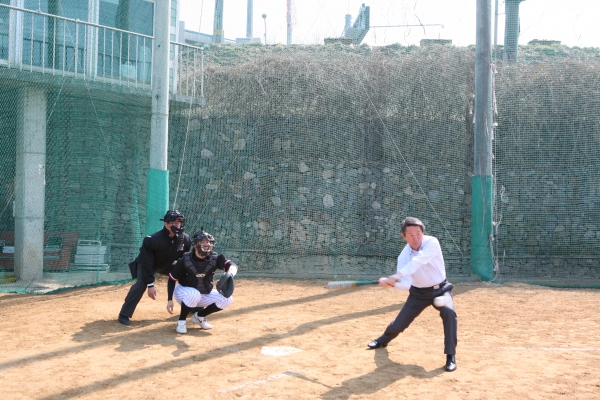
[262, 13, 266, 45]
[503, 0, 524, 64]
[472, 0, 494, 281]
[213, 0, 224, 43]
[493, 0, 498, 62]
[246, 0, 253, 38]
[146, 0, 171, 234]
[286, 0, 292, 45]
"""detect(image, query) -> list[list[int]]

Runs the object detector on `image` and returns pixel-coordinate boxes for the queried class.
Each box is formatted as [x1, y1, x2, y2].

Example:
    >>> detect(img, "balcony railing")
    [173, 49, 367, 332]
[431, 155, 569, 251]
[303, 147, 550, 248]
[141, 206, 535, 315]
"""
[175, 42, 204, 98]
[0, 3, 203, 98]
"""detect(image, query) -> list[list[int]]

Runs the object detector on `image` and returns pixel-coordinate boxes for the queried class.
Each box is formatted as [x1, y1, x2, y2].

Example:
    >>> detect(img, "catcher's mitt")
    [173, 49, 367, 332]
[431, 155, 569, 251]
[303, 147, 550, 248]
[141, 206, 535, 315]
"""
[216, 272, 234, 298]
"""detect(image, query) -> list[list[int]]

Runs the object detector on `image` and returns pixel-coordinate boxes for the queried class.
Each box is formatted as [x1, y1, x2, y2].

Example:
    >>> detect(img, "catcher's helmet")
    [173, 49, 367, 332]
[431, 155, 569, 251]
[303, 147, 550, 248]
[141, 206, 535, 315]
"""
[193, 228, 216, 256]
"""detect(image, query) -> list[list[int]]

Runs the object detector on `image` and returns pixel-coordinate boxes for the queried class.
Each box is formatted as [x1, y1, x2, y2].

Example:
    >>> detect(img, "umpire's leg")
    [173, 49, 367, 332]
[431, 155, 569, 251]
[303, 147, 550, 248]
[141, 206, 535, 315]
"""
[377, 287, 430, 345]
[119, 265, 147, 318]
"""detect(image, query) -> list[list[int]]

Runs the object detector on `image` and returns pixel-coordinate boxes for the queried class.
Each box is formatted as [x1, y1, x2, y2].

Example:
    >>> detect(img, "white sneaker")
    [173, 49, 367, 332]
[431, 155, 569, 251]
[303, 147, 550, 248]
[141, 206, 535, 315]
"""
[191, 312, 213, 330]
[176, 320, 187, 334]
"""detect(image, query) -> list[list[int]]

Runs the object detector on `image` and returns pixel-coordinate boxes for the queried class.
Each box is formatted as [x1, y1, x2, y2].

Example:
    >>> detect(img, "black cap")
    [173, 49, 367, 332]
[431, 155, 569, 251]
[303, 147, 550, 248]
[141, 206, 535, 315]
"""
[160, 210, 185, 222]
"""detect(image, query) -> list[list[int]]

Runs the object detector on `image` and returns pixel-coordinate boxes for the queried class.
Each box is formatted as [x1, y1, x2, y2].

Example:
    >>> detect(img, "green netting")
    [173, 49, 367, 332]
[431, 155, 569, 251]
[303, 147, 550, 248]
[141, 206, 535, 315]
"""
[175, 44, 473, 283]
[494, 51, 600, 285]
[0, 1, 599, 293]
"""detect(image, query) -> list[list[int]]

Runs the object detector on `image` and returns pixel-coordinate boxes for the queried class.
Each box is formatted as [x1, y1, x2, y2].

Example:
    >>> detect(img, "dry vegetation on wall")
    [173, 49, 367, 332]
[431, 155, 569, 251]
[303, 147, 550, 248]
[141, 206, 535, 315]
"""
[196, 43, 600, 122]
[196, 44, 475, 120]
[496, 57, 600, 164]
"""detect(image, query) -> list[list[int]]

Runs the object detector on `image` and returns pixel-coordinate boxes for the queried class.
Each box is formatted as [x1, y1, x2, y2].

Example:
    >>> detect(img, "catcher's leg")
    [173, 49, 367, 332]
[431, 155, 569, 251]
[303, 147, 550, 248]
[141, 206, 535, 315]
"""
[179, 302, 193, 320]
[192, 291, 233, 329]
[197, 290, 233, 310]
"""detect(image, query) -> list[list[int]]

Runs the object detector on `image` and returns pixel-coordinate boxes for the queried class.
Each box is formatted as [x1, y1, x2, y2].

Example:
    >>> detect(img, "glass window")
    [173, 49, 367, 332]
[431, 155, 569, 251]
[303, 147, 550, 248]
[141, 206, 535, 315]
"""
[170, 33, 175, 60]
[99, 0, 153, 36]
[24, 0, 87, 20]
[24, 0, 48, 13]
[170, 0, 177, 27]
[0, 0, 9, 59]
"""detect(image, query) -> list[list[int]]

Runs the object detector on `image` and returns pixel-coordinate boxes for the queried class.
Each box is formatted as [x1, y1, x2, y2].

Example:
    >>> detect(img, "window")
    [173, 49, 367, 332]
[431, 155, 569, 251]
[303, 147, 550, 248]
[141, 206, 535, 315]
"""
[99, 0, 153, 36]
[170, 0, 177, 27]
[0, 0, 8, 59]
[170, 33, 175, 60]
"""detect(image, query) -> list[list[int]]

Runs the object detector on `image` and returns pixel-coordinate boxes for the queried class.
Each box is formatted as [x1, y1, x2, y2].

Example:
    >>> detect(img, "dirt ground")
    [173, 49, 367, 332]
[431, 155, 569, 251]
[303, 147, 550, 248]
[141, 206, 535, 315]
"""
[1, 277, 599, 399]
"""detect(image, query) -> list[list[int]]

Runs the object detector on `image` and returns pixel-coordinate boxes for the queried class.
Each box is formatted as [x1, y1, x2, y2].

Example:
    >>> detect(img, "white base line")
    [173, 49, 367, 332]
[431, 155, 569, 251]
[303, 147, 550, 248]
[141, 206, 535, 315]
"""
[218, 372, 294, 393]
[470, 346, 600, 351]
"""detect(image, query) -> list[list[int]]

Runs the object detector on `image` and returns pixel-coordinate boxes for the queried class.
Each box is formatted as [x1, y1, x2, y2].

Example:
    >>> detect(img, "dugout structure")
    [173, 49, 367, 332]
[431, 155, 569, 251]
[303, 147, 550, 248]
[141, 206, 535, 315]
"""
[1, 37, 600, 292]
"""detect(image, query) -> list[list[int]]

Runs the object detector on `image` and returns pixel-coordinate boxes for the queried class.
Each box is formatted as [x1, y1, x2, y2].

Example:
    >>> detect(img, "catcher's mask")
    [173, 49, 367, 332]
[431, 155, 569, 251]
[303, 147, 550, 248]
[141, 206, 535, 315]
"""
[160, 210, 185, 235]
[193, 228, 216, 257]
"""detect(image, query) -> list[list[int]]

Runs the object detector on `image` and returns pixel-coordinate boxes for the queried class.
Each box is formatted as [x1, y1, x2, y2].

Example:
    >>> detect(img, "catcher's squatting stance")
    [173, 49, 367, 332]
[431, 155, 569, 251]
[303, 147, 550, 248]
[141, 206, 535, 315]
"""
[166, 229, 238, 334]
[367, 217, 458, 372]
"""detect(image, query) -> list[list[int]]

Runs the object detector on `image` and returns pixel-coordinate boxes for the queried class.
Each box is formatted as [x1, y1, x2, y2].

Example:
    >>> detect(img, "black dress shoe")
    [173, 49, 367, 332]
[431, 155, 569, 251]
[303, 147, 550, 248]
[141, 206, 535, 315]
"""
[118, 314, 131, 326]
[367, 339, 387, 349]
[445, 354, 457, 372]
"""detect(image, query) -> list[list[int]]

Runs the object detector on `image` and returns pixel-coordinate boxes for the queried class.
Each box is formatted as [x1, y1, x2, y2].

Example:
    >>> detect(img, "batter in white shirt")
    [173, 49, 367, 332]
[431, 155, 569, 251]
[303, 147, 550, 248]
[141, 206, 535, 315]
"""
[367, 217, 458, 372]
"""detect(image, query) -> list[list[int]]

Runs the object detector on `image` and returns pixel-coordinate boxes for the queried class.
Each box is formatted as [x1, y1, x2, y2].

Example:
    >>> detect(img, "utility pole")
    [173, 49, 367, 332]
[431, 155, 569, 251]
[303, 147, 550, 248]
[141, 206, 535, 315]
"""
[262, 13, 267, 44]
[246, 0, 253, 38]
[286, 0, 292, 45]
[147, 0, 171, 234]
[494, 0, 499, 62]
[213, 0, 224, 43]
[503, 0, 525, 63]
[472, 0, 494, 280]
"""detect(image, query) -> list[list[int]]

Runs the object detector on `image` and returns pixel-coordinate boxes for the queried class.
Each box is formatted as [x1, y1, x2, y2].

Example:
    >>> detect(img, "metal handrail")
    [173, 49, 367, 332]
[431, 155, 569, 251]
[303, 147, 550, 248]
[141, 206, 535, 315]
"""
[0, 3, 153, 39]
[0, 3, 204, 98]
[171, 41, 205, 98]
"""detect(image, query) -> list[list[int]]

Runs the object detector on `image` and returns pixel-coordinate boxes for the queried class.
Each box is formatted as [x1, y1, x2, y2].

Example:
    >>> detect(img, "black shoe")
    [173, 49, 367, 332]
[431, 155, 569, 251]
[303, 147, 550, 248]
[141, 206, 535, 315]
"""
[118, 314, 131, 326]
[445, 355, 457, 372]
[367, 339, 387, 349]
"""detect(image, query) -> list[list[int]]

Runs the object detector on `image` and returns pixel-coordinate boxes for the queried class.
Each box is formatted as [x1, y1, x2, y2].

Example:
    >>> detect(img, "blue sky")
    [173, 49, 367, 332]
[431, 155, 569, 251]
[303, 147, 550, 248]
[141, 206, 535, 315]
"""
[179, 0, 599, 48]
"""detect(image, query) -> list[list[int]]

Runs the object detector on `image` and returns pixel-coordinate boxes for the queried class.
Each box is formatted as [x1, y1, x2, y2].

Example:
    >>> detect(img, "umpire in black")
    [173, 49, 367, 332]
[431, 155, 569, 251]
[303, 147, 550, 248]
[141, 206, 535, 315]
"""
[118, 210, 191, 325]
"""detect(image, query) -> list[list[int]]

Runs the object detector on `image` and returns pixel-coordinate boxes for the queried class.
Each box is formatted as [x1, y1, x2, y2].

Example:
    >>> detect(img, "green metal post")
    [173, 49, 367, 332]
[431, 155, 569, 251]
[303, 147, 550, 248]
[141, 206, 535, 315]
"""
[472, 0, 495, 281]
[471, 176, 494, 280]
[146, 169, 169, 235]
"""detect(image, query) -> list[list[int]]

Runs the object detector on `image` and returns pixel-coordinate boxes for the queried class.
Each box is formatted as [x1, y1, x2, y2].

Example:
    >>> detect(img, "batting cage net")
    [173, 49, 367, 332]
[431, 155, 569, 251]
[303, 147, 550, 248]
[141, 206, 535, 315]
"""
[0, 2, 599, 293]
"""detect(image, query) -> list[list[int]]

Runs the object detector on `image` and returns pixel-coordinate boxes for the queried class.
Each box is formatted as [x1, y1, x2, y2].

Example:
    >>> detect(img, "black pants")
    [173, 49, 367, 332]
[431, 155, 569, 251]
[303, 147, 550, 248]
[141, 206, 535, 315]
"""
[377, 282, 457, 355]
[119, 265, 148, 318]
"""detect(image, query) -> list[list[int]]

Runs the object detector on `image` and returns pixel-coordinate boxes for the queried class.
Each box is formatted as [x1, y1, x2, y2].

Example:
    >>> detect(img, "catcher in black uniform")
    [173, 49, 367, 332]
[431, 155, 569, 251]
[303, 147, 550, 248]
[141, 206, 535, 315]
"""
[166, 229, 238, 334]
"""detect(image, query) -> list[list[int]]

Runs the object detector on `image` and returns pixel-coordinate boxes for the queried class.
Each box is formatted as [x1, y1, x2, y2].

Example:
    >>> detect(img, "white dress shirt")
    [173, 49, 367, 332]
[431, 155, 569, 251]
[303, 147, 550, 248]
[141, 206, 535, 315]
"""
[391, 235, 446, 289]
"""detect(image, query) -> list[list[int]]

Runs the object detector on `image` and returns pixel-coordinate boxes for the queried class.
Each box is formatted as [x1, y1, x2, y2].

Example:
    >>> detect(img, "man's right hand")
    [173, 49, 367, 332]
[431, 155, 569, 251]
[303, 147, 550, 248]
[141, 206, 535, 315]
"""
[147, 286, 157, 300]
[378, 276, 396, 288]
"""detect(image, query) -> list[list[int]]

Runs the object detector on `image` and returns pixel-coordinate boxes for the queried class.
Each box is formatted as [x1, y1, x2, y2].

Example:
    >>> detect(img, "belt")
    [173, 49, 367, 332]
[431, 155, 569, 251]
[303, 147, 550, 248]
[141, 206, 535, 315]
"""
[415, 280, 446, 290]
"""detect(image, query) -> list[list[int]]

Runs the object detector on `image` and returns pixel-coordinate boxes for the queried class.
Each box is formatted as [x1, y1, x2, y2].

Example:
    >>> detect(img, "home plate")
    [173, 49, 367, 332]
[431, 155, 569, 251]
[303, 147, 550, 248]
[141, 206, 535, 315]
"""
[261, 346, 303, 356]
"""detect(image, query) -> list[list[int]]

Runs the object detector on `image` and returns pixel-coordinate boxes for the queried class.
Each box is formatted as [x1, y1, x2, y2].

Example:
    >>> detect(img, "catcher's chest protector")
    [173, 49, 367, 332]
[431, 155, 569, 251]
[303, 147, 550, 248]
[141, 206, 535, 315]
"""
[183, 253, 217, 292]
